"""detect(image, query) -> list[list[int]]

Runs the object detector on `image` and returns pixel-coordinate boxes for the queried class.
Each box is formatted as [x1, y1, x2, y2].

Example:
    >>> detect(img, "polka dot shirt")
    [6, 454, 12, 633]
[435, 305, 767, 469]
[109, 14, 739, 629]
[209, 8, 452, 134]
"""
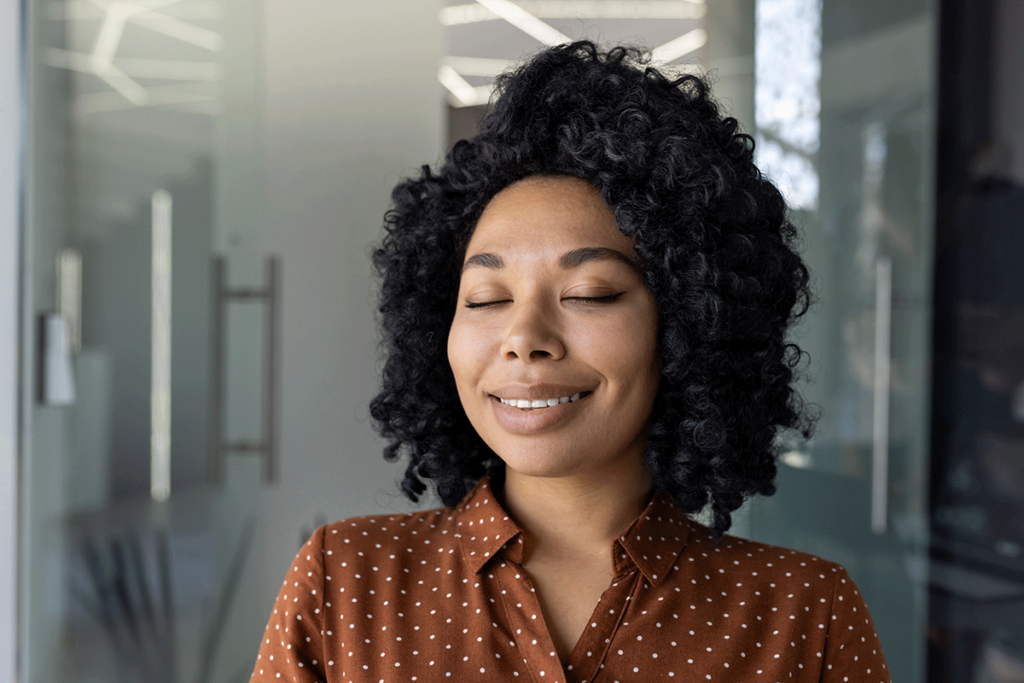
[251, 474, 890, 683]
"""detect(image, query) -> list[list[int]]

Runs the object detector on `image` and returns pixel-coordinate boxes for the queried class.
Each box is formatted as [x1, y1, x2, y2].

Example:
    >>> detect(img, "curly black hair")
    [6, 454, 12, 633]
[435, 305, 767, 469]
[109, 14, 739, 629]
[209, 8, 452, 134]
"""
[370, 41, 816, 537]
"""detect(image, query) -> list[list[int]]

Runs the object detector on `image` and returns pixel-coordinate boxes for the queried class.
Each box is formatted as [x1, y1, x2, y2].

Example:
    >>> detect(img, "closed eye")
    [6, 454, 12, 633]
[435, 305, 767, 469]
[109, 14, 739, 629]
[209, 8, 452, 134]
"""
[564, 292, 626, 304]
[465, 292, 625, 309]
[464, 299, 511, 309]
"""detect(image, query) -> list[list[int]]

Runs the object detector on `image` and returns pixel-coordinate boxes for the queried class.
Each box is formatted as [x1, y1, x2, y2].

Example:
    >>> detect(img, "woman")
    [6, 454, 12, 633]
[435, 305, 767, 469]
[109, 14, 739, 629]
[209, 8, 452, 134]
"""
[251, 42, 890, 682]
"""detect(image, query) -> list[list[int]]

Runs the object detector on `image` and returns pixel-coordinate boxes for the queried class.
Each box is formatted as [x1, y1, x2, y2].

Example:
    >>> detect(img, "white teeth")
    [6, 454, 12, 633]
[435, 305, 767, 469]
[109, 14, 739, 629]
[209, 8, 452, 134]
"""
[499, 393, 585, 409]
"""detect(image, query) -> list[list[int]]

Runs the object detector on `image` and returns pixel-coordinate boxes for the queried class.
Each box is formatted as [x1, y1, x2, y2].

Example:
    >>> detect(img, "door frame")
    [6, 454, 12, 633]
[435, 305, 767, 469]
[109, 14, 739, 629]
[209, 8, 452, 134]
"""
[0, 0, 25, 680]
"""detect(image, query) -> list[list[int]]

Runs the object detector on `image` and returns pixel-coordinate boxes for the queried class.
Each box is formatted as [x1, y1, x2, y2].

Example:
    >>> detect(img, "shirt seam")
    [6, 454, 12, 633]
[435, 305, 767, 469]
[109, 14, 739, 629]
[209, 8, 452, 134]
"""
[816, 562, 840, 681]
[585, 569, 639, 683]
[316, 524, 328, 673]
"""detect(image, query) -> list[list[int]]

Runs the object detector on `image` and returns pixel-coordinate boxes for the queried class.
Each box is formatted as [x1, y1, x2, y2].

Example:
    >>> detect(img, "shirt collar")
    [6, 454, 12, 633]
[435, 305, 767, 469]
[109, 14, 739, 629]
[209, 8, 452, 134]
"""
[612, 491, 691, 587]
[456, 473, 524, 574]
[456, 473, 691, 585]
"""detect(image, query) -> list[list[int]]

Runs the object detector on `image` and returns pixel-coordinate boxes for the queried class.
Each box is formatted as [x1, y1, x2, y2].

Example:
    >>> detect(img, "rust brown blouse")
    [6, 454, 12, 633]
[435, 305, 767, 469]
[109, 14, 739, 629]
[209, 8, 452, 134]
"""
[251, 475, 890, 683]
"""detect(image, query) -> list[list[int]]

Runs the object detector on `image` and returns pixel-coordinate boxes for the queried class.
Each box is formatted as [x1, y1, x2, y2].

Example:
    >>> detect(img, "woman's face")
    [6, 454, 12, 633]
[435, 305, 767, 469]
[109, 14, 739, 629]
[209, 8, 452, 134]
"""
[447, 176, 660, 481]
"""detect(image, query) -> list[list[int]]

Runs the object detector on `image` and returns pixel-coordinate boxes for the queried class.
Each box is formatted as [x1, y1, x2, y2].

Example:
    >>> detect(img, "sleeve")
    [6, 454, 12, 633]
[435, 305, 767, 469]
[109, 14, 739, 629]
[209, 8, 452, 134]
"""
[250, 526, 327, 683]
[819, 565, 892, 683]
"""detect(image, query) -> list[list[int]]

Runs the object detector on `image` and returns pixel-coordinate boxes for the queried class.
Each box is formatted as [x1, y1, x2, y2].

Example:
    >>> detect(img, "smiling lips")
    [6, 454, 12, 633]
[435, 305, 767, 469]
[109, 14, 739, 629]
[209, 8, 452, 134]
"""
[489, 389, 592, 434]
[497, 393, 583, 410]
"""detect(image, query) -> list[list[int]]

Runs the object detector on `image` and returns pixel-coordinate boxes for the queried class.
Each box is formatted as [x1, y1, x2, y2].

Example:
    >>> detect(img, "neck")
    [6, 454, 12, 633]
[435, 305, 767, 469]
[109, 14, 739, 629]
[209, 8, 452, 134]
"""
[499, 459, 653, 565]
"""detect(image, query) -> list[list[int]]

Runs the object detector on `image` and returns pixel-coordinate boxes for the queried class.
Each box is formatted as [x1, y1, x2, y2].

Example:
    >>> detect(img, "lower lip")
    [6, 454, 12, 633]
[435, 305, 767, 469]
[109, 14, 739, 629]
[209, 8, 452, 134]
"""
[490, 394, 588, 435]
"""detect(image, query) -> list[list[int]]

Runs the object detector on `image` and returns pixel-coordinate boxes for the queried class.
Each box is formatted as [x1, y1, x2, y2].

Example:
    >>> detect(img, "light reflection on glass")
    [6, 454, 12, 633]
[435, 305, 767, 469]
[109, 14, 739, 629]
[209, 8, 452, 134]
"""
[754, 0, 822, 210]
[439, 1, 707, 26]
[856, 122, 888, 275]
[151, 189, 172, 503]
[58, 248, 82, 354]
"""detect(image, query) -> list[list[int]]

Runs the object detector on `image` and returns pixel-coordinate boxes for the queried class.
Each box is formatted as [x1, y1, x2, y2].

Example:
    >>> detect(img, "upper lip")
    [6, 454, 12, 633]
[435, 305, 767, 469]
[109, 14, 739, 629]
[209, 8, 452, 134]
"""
[489, 383, 594, 401]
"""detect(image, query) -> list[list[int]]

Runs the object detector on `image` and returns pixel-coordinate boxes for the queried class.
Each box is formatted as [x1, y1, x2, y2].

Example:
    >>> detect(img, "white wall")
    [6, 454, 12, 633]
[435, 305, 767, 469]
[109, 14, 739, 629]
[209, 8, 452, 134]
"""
[0, 0, 23, 679]
[255, 0, 445, 609]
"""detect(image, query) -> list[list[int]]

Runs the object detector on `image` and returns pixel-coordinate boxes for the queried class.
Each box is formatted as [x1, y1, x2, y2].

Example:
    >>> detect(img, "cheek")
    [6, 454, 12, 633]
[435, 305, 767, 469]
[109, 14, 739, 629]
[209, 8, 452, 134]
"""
[584, 307, 659, 383]
[447, 314, 489, 398]
[446, 319, 468, 389]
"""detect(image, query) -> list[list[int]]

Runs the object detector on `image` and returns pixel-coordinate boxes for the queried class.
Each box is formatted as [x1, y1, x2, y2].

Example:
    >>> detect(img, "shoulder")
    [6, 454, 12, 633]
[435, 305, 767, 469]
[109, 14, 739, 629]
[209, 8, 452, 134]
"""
[319, 504, 460, 559]
[679, 522, 890, 678]
[681, 520, 850, 601]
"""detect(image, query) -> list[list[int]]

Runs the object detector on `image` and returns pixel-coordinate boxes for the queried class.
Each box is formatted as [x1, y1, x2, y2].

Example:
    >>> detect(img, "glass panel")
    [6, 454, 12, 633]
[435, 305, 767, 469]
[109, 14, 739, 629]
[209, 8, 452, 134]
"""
[928, 0, 1024, 676]
[24, 0, 266, 680]
[24, 2, 447, 680]
[726, 1, 935, 681]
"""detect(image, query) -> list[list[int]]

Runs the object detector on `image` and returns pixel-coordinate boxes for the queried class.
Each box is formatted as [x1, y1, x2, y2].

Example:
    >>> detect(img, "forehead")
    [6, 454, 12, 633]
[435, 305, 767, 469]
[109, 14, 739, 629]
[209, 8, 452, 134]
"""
[466, 176, 632, 255]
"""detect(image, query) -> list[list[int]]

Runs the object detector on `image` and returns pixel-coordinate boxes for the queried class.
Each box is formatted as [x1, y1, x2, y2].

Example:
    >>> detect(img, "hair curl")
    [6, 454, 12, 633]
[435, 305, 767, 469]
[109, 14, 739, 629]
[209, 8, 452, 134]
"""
[370, 41, 816, 537]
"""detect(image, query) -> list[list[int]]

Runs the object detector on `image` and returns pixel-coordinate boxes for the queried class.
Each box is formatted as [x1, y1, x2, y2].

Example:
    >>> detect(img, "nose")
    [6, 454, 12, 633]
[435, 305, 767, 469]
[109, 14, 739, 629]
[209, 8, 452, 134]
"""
[500, 299, 566, 362]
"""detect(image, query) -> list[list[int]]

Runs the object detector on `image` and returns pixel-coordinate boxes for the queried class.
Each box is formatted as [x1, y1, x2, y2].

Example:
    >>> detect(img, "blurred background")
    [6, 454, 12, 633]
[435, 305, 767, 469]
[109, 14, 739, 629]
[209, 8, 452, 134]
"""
[0, 0, 1021, 681]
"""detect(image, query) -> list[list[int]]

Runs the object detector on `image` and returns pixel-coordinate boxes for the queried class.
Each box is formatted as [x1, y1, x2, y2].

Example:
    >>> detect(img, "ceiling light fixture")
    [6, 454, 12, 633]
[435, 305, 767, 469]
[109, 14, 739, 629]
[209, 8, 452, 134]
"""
[74, 82, 218, 115]
[442, 56, 515, 78]
[46, 0, 223, 113]
[441, 1, 705, 26]
[438, 65, 492, 107]
[46, 49, 221, 81]
[473, 0, 570, 46]
[649, 27, 707, 64]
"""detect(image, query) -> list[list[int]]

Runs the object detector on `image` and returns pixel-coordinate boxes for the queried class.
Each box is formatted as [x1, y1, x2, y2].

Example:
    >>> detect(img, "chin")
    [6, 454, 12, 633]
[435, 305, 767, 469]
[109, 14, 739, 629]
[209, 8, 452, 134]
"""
[496, 448, 592, 480]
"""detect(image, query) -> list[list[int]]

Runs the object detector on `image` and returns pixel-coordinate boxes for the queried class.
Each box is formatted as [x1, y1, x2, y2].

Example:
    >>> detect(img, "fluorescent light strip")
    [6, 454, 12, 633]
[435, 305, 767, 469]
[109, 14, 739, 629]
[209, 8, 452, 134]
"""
[450, 85, 493, 108]
[439, 27, 706, 106]
[90, 0, 188, 14]
[43, 47, 92, 72]
[46, 49, 221, 109]
[74, 82, 217, 115]
[441, 0, 705, 25]
[92, 62, 150, 104]
[474, 0, 570, 45]
[115, 56, 222, 80]
[151, 190, 172, 503]
[442, 56, 516, 78]
[130, 11, 223, 51]
[48, 0, 220, 21]
[91, 2, 132, 67]
[649, 27, 707, 64]
[439, 26, 706, 106]
[47, 0, 223, 112]
[438, 65, 492, 107]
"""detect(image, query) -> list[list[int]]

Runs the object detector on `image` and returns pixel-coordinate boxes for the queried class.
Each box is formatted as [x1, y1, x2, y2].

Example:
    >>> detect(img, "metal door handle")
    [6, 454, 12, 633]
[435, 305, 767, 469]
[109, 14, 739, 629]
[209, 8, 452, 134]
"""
[209, 256, 280, 485]
[871, 257, 892, 535]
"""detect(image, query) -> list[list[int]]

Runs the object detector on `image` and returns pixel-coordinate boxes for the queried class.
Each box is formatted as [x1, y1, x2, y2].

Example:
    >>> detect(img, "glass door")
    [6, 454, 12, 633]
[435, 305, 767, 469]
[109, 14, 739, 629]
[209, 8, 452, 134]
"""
[727, 1, 936, 681]
[23, 0, 269, 680]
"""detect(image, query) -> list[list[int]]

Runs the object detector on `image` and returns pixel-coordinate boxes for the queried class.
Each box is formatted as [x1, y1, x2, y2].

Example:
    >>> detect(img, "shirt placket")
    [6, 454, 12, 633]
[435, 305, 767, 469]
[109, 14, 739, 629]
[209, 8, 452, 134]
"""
[493, 556, 567, 683]
[563, 564, 639, 683]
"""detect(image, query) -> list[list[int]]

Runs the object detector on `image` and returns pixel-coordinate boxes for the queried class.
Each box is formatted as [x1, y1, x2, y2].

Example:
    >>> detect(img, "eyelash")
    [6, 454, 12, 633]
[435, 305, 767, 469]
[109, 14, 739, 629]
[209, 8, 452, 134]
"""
[463, 292, 625, 309]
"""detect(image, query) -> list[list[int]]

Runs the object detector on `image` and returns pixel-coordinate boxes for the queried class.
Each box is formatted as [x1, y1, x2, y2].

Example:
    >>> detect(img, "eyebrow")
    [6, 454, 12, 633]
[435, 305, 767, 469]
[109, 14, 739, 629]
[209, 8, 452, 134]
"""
[461, 247, 640, 274]
[559, 247, 640, 272]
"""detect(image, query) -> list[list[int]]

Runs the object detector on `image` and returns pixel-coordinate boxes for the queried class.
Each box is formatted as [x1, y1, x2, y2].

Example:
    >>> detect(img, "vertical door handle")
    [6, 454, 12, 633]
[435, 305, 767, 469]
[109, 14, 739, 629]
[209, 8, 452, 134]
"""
[208, 256, 281, 485]
[871, 257, 892, 535]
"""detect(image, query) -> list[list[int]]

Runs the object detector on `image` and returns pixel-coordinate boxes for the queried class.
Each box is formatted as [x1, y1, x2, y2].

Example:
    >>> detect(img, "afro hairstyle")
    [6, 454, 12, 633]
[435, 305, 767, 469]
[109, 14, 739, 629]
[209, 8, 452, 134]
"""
[370, 41, 816, 537]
